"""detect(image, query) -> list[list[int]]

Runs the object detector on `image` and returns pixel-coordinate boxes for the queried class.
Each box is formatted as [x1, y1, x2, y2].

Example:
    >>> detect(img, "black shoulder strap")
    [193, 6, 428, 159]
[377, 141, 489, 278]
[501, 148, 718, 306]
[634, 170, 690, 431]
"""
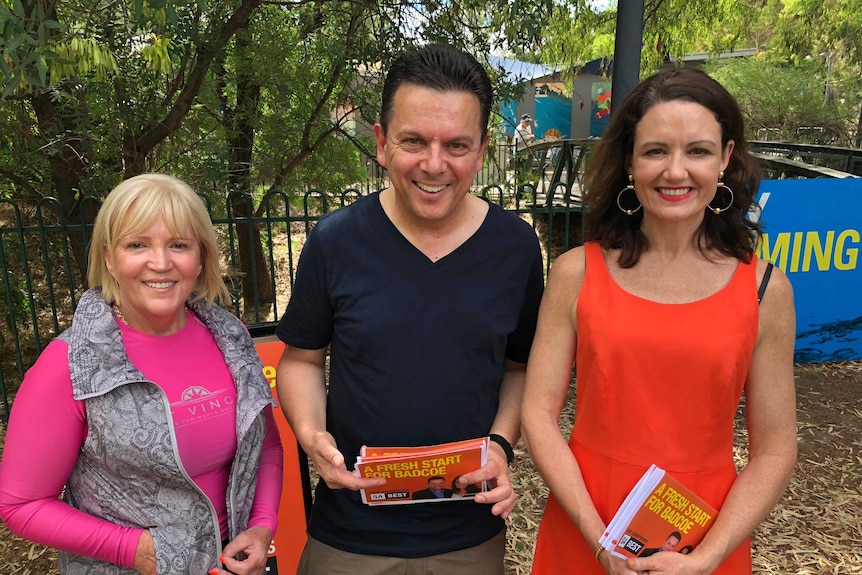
[757, 261, 774, 305]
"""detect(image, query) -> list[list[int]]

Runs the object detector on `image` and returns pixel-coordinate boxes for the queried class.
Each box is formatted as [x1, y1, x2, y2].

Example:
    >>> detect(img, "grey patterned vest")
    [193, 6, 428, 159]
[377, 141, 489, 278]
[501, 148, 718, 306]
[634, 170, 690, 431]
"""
[56, 288, 276, 574]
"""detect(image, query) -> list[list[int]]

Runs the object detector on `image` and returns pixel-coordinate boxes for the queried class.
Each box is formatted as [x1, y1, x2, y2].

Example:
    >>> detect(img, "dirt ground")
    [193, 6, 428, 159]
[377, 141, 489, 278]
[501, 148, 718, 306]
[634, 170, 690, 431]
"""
[1, 361, 860, 574]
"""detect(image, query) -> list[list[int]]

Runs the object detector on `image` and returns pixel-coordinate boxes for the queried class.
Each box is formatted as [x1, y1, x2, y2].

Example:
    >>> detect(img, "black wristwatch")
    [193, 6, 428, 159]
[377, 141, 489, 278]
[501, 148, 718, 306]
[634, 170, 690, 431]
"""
[488, 433, 515, 465]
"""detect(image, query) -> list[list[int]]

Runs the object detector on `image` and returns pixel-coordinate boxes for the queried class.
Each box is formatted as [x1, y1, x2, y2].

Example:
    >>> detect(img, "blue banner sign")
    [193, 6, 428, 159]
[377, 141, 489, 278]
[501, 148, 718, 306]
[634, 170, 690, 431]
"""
[755, 179, 861, 362]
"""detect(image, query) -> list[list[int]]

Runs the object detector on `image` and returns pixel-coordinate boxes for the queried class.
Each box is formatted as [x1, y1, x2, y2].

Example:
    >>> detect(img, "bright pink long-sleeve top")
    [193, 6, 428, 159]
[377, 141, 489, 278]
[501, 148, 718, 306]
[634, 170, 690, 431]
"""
[0, 314, 283, 569]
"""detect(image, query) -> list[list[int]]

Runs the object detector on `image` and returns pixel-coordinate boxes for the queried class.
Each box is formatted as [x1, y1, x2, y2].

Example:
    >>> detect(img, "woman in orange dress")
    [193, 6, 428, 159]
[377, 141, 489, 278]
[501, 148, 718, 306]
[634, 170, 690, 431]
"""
[521, 68, 797, 575]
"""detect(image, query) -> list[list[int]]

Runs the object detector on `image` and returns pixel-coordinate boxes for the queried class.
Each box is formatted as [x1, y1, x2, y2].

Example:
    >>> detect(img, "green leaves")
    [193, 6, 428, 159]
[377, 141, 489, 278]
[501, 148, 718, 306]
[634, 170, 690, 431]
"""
[46, 38, 119, 85]
[0, 0, 58, 95]
[140, 35, 172, 75]
[0, 1, 120, 95]
[707, 58, 823, 141]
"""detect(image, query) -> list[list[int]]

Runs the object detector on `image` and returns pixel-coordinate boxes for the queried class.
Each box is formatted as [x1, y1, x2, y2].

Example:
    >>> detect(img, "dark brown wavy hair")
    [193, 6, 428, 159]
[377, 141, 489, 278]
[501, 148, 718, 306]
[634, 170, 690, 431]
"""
[584, 67, 762, 268]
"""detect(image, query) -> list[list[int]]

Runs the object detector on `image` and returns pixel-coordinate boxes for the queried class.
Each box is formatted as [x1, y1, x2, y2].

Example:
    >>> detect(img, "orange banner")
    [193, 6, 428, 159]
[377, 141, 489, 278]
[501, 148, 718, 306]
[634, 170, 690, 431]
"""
[254, 336, 310, 574]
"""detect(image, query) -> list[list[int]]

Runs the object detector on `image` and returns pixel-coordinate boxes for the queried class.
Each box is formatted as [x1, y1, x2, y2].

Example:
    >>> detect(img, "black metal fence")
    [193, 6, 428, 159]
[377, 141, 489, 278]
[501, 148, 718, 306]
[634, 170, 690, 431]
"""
[751, 141, 862, 177]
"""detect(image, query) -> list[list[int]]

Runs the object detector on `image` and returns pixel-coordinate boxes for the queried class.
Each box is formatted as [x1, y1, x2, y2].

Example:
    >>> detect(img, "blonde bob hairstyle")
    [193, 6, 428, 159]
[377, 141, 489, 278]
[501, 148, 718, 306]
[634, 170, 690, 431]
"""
[88, 173, 231, 307]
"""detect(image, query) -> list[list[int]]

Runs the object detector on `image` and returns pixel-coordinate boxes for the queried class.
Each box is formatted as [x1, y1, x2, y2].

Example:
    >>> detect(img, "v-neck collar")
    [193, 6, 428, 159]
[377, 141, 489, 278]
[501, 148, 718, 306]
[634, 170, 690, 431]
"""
[371, 193, 493, 265]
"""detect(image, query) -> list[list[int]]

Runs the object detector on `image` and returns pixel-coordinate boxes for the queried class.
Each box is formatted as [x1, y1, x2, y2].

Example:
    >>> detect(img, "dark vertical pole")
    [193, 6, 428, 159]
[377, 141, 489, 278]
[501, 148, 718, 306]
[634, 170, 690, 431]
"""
[611, 0, 645, 112]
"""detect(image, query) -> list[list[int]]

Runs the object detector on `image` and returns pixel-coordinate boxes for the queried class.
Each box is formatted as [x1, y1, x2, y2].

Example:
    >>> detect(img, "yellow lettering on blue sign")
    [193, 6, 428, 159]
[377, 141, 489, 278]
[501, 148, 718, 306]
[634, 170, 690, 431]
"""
[836, 230, 860, 270]
[802, 231, 834, 271]
[757, 229, 860, 272]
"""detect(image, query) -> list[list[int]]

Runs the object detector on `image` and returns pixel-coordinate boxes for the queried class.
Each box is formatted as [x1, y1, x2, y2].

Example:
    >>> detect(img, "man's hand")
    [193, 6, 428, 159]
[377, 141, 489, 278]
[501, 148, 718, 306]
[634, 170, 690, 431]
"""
[133, 530, 157, 575]
[308, 431, 386, 491]
[458, 442, 516, 518]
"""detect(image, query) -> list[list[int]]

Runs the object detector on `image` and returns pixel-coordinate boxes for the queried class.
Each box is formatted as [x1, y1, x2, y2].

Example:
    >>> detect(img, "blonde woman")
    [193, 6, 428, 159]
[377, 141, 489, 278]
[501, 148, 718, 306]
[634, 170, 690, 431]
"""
[0, 174, 283, 575]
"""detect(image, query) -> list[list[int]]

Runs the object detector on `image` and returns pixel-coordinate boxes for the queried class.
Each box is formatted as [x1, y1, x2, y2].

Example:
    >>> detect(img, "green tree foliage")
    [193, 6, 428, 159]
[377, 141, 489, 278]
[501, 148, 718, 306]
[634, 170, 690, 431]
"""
[705, 57, 826, 142]
[0, 0, 547, 200]
[536, 0, 767, 72]
[535, 0, 860, 146]
[770, 0, 862, 145]
[0, 0, 285, 286]
[0, 0, 551, 306]
[535, 3, 613, 68]
[527, 0, 769, 104]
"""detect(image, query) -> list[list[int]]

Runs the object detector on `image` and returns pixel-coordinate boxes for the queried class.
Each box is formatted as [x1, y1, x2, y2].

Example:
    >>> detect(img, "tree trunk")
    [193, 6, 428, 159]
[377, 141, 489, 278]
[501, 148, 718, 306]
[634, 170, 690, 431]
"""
[226, 27, 273, 317]
[31, 90, 95, 286]
[121, 0, 266, 177]
[26, 0, 94, 287]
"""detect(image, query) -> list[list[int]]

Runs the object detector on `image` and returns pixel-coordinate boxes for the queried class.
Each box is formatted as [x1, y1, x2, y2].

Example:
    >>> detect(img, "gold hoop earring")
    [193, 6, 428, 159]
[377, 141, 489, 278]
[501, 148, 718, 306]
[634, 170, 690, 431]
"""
[708, 171, 734, 214]
[616, 174, 642, 216]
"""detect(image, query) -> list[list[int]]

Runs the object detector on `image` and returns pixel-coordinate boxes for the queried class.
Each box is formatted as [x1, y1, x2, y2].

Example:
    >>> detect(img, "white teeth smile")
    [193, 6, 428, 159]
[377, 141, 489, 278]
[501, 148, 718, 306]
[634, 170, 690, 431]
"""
[145, 281, 175, 289]
[658, 188, 690, 196]
[416, 182, 447, 193]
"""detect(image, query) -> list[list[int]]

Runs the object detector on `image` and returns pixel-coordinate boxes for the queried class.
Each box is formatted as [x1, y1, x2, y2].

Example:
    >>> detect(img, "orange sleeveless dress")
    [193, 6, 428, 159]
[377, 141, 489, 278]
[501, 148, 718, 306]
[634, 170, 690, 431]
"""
[531, 242, 758, 575]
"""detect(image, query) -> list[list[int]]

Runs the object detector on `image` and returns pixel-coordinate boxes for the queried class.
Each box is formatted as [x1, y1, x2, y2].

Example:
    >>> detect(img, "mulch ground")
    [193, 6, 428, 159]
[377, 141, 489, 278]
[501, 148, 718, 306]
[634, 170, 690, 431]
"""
[1, 361, 860, 574]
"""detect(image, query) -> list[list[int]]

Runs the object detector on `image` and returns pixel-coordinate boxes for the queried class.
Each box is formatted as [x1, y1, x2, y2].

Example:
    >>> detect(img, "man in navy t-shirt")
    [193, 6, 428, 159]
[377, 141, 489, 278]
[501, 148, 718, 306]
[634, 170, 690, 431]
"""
[275, 43, 544, 575]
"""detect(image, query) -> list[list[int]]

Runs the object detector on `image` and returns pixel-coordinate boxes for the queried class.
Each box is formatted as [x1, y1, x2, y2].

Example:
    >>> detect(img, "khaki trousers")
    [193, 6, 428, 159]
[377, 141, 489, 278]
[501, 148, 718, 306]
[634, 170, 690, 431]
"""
[295, 528, 506, 575]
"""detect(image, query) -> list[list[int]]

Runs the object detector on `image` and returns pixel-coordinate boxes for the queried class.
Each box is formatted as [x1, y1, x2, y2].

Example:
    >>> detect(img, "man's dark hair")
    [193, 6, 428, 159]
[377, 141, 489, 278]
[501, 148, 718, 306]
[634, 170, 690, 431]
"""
[380, 43, 493, 139]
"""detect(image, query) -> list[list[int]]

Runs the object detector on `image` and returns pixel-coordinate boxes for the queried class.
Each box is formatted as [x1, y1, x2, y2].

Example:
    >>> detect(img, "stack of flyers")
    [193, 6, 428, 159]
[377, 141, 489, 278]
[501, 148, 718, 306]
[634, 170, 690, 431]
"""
[354, 437, 490, 505]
